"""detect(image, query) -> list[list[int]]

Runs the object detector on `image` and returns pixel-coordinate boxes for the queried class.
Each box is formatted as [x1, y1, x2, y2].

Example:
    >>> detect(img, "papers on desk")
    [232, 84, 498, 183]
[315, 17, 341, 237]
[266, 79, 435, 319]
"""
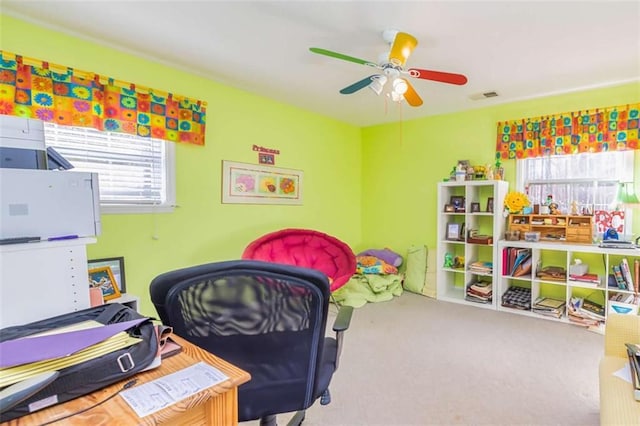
[120, 361, 229, 417]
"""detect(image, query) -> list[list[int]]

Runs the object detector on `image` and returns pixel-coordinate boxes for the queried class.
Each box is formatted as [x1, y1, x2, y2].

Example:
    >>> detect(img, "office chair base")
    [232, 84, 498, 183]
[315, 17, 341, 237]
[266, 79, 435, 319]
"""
[260, 414, 276, 426]
[288, 410, 306, 426]
[260, 410, 306, 426]
[320, 389, 331, 405]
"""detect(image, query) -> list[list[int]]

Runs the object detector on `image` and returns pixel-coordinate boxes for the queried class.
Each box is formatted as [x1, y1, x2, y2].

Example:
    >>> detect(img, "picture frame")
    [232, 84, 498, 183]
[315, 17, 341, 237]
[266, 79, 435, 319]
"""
[486, 197, 494, 213]
[457, 160, 470, 171]
[450, 196, 465, 211]
[222, 160, 303, 205]
[447, 222, 461, 240]
[470, 202, 480, 213]
[444, 204, 455, 212]
[88, 266, 121, 301]
[88, 257, 126, 293]
[258, 153, 275, 165]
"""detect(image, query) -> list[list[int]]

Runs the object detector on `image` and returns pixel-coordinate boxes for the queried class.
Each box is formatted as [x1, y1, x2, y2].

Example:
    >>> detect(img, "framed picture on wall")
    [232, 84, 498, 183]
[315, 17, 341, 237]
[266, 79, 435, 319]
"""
[88, 257, 126, 293]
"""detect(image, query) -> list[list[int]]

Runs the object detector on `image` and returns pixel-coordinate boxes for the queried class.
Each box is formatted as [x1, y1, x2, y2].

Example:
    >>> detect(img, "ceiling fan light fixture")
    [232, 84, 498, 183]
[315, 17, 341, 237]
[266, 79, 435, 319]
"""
[369, 75, 387, 95]
[389, 90, 403, 103]
[392, 78, 408, 95]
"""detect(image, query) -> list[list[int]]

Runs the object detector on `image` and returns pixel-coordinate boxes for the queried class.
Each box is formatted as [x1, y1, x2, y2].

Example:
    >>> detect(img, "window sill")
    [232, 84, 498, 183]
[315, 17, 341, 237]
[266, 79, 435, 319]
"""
[100, 204, 176, 215]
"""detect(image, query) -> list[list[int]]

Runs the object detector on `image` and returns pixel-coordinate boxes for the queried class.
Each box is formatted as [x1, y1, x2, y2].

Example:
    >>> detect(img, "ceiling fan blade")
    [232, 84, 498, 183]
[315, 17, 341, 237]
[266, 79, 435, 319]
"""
[339, 75, 377, 94]
[402, 79, 423, 107]
[388, 32, 417, 67]
[309, 47, 374, 66]
[408, 68, 468, 85]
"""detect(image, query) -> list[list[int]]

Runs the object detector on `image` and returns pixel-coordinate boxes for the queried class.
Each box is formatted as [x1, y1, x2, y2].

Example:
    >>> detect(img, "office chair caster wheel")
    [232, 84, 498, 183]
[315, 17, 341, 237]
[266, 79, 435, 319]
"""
[320, 389, 331, 405]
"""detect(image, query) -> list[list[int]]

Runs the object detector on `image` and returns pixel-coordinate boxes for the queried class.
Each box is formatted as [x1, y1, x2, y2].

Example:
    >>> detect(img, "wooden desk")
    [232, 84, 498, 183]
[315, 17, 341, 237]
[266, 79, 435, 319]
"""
[2, 336, 251, 425]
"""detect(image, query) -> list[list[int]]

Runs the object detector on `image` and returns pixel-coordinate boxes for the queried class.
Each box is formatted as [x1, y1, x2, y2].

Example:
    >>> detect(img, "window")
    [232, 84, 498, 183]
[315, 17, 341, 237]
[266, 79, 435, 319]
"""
[44, 123, 175, 214]
[516, 150, 635, 235]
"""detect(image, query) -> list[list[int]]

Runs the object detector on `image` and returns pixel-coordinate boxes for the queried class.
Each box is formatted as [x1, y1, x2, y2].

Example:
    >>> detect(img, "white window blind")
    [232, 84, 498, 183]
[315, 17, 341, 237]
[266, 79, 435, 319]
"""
[516, 150, 635, 234]
[517, 151, 634, 211]
[43, 123, 175, 213]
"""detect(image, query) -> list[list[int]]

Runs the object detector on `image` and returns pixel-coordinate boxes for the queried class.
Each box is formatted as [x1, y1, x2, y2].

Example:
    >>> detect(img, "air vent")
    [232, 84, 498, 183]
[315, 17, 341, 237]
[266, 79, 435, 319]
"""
[469, 91, 499, 101]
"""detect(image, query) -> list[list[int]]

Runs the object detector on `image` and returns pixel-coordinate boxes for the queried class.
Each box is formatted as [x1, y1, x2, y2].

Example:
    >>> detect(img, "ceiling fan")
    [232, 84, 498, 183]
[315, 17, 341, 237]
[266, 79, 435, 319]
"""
[309, 30, 468, 107]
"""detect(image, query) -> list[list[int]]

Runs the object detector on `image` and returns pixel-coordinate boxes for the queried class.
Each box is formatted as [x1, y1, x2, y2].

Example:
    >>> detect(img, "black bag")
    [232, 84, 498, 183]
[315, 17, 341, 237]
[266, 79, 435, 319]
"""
[0, 303, 158, 422]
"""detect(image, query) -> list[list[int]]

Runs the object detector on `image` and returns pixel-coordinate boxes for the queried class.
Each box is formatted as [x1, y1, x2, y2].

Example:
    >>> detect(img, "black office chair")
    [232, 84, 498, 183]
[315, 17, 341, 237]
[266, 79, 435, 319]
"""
[149, 260, 353, 426]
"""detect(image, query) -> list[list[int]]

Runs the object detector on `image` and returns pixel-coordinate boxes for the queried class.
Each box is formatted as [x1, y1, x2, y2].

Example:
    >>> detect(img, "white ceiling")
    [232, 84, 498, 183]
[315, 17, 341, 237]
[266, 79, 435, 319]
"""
[3, 1, 640, 127]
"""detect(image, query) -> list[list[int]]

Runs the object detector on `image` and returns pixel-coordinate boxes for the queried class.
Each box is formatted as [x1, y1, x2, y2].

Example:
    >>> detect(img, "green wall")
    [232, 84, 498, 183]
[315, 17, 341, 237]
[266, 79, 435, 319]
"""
[1, 16, 363, 316]
[2, 15, 639, 316]
[361, 82, 640, 254]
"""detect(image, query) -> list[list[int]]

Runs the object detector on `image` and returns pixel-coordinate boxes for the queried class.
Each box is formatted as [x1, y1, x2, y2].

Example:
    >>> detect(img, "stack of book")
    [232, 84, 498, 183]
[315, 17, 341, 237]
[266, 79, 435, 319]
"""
[536, 265, 567, 282]
[465, 280, 492, 303]
[501, 286, 531, 310]
[468, 261, 493, 275]
[532, 297, 566, 318]
[567, 297, 605, 327]
[568, 272, 601, 286]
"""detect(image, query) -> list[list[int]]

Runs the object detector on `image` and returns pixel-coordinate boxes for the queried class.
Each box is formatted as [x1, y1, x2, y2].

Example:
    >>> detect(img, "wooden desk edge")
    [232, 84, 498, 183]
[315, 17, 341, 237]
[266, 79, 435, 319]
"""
[2, 335, 251, 425]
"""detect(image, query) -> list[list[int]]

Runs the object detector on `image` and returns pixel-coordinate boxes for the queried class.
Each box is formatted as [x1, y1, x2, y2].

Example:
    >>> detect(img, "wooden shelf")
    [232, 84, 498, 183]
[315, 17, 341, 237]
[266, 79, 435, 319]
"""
[508, 214, 593, 243]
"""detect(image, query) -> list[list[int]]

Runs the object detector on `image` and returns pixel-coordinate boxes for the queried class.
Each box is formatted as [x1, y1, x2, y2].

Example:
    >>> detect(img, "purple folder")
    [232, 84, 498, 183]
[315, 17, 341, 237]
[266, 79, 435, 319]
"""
[0, 318, 147, 368]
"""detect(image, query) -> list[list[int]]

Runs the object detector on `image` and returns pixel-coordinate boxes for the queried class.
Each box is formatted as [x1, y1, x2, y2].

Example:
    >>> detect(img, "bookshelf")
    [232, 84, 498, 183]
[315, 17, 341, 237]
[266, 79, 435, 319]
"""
[436, 180, 508, 309]
[496, 240, 640, 329]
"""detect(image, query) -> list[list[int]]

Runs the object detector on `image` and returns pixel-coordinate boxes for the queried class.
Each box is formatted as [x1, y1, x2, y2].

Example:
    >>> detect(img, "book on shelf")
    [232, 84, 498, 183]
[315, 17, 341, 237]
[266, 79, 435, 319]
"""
[532, 297, 565, 318]
[537, 265, 567, 281]
[512, 255, 533, 277]
[533, 297, 566, 310]
[468, 280, 492, 295]
[567, 298, 604, 327]
[620, 258, 635, 290]
[609, 293, 636, 304]
[612, 265, 628, 290]
[468, 261, 493, 274]
[568, 273, 601, 285]
[580, 298, 606, 319]
[503, 247, 531, 277]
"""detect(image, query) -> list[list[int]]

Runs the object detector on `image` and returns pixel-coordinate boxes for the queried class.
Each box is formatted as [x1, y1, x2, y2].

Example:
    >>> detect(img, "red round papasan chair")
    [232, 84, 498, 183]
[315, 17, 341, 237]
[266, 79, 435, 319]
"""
[242, 228, 357, 292]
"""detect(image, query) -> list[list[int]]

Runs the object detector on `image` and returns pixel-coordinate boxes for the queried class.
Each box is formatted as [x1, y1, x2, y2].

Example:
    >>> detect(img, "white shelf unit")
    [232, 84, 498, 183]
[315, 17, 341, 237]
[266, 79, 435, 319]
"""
[0, 238, 97, 328]
[496, 240, 640, 326]
[436, 180, 508, 309]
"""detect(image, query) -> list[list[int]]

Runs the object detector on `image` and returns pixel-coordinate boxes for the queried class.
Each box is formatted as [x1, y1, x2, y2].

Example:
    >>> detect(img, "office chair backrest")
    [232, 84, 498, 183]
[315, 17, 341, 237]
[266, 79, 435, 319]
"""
[150, 260, 332, 421]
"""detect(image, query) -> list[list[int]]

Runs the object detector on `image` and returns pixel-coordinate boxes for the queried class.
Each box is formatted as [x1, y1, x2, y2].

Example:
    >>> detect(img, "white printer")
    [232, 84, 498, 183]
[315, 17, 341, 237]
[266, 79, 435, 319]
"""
[0, 115, 101, 240]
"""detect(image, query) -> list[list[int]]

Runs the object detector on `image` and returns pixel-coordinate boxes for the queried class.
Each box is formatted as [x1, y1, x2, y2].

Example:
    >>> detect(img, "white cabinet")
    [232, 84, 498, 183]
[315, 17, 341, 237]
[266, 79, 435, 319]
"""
[496, 240, 640, 328]
[436, 180, 508, 309]
[0, 238, 96, 328]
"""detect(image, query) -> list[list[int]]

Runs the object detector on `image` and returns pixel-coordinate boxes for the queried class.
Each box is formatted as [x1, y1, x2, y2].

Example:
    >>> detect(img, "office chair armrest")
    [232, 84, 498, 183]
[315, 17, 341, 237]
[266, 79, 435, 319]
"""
[332, 305, 353, 333]
[332, 305, 353, 371]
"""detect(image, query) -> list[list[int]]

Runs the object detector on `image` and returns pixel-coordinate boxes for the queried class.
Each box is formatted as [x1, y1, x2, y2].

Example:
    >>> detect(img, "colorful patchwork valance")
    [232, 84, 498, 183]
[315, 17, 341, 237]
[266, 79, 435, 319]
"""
[496, 103, 639, 160]
[0, 51, 206, 146]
